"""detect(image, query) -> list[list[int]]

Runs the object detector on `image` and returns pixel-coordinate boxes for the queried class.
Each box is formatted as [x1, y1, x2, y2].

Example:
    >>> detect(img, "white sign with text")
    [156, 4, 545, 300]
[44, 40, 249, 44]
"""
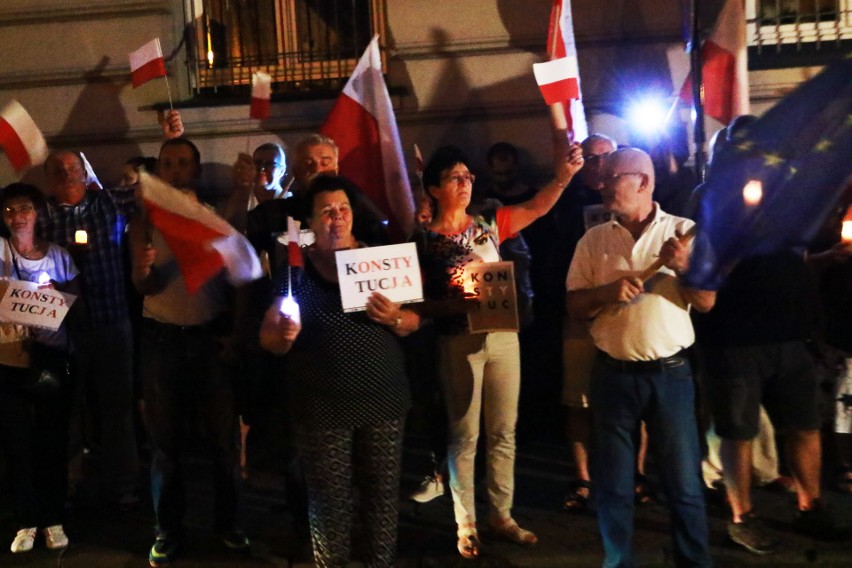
[0, 280, 77, 331]
[335, 243, 423, 312]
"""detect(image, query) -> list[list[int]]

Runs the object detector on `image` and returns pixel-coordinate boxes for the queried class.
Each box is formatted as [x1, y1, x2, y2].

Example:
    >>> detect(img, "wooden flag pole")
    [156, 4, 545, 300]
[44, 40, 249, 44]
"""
[157, 38, 174, 110]
[638, 225, 697, 282]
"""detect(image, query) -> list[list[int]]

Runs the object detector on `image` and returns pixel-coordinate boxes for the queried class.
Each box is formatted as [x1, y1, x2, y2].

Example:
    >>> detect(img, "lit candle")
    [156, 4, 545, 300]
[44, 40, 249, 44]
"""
[839, 205, 852, 244]
[37, 271, 51, 285]
[279, 294, 301, 324]
[742, 180, 763, 207]
[74, 230, 88, 245]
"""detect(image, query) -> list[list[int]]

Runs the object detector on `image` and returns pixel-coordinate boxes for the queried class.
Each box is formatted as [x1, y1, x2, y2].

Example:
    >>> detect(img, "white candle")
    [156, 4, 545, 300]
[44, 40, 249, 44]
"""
[842, 220, 852, 244]
[279, 294, 301, 324]
[74, 230, 88, 244]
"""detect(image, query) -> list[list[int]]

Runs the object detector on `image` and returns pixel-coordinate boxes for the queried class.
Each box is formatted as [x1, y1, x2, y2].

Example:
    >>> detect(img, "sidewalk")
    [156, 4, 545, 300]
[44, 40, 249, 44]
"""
[1, 439, 850, 567]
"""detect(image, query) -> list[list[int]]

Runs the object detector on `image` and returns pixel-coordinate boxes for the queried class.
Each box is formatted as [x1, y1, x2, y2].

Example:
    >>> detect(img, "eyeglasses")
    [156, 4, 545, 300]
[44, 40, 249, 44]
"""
[254, 160, 283, 172]
[442, 173, 475, 185]
[3, 204, 34, 216]
[602, 172, 645, 184]
[583, 152, 611, 163]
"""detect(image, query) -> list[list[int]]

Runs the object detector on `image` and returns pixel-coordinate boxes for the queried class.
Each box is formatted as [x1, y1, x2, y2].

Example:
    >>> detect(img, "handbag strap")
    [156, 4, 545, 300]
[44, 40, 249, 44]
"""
[1, 238, 12, 278]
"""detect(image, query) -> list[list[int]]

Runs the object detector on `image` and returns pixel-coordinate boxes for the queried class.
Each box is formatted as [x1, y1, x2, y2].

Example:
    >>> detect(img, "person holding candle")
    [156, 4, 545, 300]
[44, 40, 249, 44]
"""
[0, 183, 80, 553]
[259, 174, 417, 568]
[415, 142, 582, 559]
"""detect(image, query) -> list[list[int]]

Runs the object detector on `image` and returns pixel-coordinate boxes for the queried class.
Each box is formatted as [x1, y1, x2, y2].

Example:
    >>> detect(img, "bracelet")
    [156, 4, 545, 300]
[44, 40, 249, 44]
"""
[393, 315, 403, 329]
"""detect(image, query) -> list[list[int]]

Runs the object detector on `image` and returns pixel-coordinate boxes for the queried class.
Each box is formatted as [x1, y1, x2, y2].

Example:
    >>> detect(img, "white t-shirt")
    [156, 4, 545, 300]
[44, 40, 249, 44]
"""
[566, 204, 695, 361]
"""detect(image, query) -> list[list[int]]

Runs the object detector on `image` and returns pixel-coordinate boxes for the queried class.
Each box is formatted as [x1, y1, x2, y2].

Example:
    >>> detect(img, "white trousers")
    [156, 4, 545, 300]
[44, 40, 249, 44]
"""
[438, 331, 520, 527]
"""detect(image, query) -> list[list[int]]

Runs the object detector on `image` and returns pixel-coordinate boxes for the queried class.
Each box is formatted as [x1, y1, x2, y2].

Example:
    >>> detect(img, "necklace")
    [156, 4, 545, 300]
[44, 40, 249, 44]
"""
[12, 241, 45, 261]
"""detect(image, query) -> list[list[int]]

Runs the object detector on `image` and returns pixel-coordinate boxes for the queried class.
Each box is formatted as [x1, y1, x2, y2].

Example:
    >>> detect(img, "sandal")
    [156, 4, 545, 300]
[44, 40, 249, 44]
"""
[457, 524, 480, 560]
[488, 517, 538, 546]
[835, 466, 852, 494]
[562, 480, 591, 512]
[634, 474, 655, 506]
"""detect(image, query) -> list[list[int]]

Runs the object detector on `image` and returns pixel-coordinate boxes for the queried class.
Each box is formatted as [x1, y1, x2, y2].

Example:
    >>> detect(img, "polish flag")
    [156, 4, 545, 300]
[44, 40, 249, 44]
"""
[129, 39, 167, 89]
[546, 0, 588, 142]
[250, 71, 272, 120]
[0, 100, 48, 173]
[320, 35, 414, 242]
[138, 172, 262, 294]
[533, 56, 580, 105]
[679, 0, 750, 125]
[287, 216, 303, 267]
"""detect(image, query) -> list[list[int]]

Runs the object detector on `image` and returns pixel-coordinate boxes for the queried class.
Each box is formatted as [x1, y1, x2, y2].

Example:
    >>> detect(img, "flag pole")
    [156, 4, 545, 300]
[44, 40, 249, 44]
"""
[157, 39, 174, 110]
[690, 0, 707, 183]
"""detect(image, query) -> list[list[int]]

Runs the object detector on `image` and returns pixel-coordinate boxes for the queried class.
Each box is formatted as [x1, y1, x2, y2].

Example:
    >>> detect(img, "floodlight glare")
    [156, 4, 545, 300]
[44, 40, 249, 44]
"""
[627, 97, 667, 135]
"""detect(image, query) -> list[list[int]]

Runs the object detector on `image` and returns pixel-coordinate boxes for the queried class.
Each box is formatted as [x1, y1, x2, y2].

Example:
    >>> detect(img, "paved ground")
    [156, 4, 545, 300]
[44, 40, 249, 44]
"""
[1, 438, 850, 567]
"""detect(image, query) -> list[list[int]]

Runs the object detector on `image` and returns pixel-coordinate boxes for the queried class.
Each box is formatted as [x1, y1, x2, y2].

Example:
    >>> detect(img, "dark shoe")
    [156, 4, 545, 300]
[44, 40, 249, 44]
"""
[762, 475, 796, 494]
[562, 480, 591, 512]
[793, 501, 851, 540]
[727, 512, 778, 555]
[149, 535, 180, 566]
[221, 530, 251, 553]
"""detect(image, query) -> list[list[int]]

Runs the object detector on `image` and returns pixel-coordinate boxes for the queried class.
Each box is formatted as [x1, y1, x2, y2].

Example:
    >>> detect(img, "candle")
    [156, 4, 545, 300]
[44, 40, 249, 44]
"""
[742, 180, 763, 207]
[842, 206, 852, 244]
[74, 230, 88, 245]
[37, 271, 51, 285]
[279, 294, 301, 324]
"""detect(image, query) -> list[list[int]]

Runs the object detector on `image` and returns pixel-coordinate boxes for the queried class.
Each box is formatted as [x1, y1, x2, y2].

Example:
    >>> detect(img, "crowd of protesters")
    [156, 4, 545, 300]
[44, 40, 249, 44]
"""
[0, 107, 850, 568]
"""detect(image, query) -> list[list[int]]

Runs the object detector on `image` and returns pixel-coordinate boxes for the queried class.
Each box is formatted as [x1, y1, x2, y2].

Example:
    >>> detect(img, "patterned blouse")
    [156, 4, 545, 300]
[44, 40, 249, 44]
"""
[274, 254, 411, 430]
[415, 209, 512, 335]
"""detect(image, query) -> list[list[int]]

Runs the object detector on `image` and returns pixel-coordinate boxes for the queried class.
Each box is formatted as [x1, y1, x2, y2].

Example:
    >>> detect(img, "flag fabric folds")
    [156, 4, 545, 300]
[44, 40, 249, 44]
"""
[287, 216, 303, 267]
[546, 0, 588, 142]
[250, 71, 272, 120]
[320, 35, 414, 241]
[139, 172, 262, 294]
[679, 0, 750, 125]
[534, 56, 580, 105]
[684, 57, 852, 291]
[0, 100, 48, 173]
[129, 39, 167, 88]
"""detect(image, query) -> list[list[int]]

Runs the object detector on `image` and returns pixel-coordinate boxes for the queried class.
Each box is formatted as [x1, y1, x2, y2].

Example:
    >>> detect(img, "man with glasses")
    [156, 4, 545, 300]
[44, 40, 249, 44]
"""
[567, 147, 715, 568]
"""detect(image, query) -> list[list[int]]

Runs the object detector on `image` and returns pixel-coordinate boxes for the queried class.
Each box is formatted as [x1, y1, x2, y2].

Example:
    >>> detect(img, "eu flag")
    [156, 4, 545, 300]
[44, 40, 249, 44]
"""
[685, 57, 852, 290]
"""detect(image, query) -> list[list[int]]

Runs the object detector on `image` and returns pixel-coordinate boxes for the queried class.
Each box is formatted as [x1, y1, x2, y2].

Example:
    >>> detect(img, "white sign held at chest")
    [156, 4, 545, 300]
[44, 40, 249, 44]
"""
[0, 279, 76, 331]
[335, 243, 423, 312]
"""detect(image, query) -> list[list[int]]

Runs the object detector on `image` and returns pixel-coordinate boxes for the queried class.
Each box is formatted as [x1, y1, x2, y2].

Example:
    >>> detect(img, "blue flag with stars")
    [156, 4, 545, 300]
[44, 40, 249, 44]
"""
[685, 57, 852, 290]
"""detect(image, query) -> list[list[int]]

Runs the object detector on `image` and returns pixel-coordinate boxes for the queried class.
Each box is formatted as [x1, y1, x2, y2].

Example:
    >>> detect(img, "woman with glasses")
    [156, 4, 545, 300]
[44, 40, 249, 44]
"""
[0, 183, 80, 554]
[416, 144, 583, 559]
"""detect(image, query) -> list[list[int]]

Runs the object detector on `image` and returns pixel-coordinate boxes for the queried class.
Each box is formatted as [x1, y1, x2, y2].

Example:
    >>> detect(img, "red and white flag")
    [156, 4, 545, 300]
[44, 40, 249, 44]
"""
[250, 71, 272, 120]
[138, 172, 262, 294]
[286, 216, 303, 267]
[533, 56, 580, 105]
[0, 100, 48, 173]
[679, 0, 750, 125]
[129, 38, 167, 89]
[546, 0, 588, 142]
[320, 35, 414, 241]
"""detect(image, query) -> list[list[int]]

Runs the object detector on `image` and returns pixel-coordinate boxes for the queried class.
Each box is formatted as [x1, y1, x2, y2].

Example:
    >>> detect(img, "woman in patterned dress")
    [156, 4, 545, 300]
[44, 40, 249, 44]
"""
[416, 144, 583, 559]
[259, 175, 419, 568]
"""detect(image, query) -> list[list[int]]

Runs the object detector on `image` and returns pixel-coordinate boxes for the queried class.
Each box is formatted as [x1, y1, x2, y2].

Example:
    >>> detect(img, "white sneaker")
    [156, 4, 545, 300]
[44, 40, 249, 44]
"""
[10, 527, 37, 553]
[409, 475, 445, 503]
[43, 525, 68, 550]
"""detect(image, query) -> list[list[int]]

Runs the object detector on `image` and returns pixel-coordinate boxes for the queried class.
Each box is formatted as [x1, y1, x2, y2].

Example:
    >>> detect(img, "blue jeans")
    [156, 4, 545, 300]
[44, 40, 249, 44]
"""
[589, 356, 711, 568]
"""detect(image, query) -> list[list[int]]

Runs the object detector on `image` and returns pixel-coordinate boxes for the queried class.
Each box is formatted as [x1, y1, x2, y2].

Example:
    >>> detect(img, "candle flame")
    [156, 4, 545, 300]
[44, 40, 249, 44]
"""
[842, 220, 852, 244]
[279, 294, 300, 324]
[742, 180, 763, 207]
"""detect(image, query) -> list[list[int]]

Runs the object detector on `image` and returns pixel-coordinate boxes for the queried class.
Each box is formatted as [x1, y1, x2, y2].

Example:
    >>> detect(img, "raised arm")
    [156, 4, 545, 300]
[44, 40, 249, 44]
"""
[502, 142, 584, 235]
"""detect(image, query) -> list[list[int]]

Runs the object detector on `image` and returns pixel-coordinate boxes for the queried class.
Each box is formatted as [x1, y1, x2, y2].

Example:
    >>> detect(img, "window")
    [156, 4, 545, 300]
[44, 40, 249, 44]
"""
[183, 0, 386, 93]
[747, 0, 852, 49]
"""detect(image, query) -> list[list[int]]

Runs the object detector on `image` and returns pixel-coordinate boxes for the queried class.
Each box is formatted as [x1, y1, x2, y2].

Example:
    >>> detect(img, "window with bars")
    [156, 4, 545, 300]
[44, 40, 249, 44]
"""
[747, 0, 852, 49]
[184, 0, 386, 93]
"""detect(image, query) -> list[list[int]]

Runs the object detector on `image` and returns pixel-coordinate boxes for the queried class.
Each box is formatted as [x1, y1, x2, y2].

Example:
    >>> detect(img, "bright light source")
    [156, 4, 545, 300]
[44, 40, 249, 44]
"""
[742, 180, 763, 207]
[279, 294, 301, 324]
[627, 97, 667, 135]
[37, 271, 51, 285]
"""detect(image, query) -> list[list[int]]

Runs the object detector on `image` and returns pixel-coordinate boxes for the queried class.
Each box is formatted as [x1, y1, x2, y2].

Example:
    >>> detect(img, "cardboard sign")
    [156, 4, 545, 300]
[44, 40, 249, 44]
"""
[335, 243, 423, 312]
[459, 261, 519, 333]
[0, 279, 77, 332]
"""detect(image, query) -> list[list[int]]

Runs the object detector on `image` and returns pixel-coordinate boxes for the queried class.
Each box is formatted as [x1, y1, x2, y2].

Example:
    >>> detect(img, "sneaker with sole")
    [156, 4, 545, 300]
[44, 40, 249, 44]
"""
[793, 501, 851, 540]
[149, 535, 180, 566]
[727, 512, 778, 555]
[221, 530, 251, 553]
[10, 527, 37, 553]
[43, 525, 68, 550]
[409, 474, 445, 503]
